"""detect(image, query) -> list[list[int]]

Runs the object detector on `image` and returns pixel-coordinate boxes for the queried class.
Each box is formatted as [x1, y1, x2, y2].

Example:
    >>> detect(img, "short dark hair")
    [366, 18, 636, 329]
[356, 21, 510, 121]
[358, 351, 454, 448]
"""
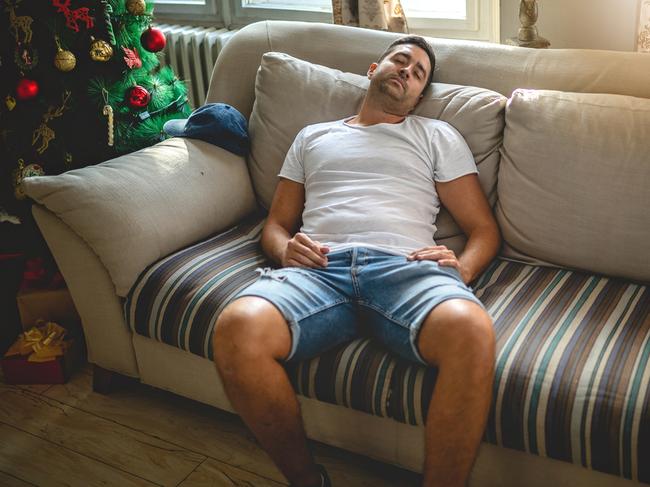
[378, 36, 436, 89]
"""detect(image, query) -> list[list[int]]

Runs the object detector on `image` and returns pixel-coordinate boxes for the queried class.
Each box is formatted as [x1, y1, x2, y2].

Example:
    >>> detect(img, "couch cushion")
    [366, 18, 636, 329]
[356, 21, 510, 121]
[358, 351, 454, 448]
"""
[24, 138, 257, 297]
[126, 222, 650, 484]
[497, 89, 650, 283]
[248, 52, 506, 241]
[474, 260, 650, 483]
[126, 213, 268, 358]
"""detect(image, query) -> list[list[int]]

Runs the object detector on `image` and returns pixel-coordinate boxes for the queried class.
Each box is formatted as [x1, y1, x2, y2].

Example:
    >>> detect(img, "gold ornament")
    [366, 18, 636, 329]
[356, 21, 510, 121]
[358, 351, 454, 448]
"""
[101, 89, 114, 147]
[6, 1, 33, 43]
[102, 105, 114, 146]
[126, 0, 146, 15]
[89, 37, 113, 62]
[54, 47, 76, 72]
[5, 95, 16, 110]
[32, 91, 71, 154]
[13, 159, 44, 200]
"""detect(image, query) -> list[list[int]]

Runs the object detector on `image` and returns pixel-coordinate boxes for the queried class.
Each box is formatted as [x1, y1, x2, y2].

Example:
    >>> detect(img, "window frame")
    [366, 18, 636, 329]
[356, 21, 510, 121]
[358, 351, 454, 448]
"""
[153, 0, 500, 43]
[229, 0, 331, 26]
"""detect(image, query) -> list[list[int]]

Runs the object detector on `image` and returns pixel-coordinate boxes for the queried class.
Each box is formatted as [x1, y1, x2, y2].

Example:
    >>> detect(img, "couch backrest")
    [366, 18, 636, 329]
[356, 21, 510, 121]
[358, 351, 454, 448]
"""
[205, 20, 650, 117]
[205, 21, 650, 281]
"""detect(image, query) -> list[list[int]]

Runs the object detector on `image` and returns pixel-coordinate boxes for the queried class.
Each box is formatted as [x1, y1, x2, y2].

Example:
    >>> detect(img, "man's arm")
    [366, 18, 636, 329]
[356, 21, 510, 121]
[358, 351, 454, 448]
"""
[261, 178, 330, 269]
[408, 174, 501, 284]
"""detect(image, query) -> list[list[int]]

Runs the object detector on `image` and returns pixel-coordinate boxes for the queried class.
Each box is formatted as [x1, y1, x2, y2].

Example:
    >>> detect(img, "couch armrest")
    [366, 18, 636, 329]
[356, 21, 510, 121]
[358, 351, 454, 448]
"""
[24, 138, 258, 297]
[32, 205, 139, 377]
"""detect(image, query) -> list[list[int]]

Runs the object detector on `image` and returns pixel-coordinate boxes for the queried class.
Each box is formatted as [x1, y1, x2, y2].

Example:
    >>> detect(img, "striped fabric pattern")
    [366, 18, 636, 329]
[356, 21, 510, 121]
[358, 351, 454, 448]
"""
[475, 260, 650, 482]
[125, 221, 650, 483]
[125, 213, 270, 360]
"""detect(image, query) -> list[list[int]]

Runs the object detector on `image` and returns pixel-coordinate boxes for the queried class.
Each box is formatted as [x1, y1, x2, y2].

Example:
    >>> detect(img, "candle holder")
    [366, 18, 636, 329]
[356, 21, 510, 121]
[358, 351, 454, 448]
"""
[506, 0, 550, 48]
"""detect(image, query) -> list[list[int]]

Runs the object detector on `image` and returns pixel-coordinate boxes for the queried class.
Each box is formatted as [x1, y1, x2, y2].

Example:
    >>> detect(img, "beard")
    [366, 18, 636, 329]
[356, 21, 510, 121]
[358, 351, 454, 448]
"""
[371, 76, 415, 117]
[377, 76, 407, 102]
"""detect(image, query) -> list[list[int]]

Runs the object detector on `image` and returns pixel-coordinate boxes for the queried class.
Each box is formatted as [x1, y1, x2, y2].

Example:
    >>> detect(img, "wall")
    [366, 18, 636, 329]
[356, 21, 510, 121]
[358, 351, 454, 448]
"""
[500, 0, 640, 51]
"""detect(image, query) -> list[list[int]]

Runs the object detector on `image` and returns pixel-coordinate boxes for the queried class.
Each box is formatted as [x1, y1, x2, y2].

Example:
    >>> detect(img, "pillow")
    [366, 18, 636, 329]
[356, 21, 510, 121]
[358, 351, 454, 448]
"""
[248, 52, 506, 240]
[497, 89, 650, 282]
[23, 138, 257, 297]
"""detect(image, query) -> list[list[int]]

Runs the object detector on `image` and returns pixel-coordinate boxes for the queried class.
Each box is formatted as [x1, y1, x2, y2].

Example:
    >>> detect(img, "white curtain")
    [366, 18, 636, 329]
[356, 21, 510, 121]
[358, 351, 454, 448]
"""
[332, 0, 409, 33]
[638, 0, 650, 52]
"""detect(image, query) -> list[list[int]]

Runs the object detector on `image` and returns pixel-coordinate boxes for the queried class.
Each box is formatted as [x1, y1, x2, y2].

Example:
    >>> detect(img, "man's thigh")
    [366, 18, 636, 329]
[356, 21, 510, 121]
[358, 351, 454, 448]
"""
[234, 263, 358, 362]
[356, 253, 485, 365]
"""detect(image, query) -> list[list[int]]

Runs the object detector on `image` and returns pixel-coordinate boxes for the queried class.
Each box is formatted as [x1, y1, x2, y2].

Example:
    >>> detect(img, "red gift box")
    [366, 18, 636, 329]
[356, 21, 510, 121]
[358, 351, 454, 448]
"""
[1, 322, 83, 385]
[1, 339, 80, 384]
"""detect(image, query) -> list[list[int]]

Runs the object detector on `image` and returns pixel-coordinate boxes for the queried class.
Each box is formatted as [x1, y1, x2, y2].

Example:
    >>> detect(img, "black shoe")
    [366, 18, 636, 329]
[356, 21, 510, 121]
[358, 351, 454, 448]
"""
[317, 464, 331, 487]
[290, 464, 331, 487]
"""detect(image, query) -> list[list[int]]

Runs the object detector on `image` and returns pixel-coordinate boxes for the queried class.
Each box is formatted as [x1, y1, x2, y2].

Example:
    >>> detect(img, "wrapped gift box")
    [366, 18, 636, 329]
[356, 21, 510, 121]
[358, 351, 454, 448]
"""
[1, 322, 83, 384]
[16, 287, 80, 330]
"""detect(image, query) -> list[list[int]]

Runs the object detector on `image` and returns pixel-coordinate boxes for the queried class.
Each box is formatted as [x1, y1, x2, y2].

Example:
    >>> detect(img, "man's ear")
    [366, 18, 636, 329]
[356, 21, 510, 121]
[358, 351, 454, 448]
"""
[367, 63, 378, 79]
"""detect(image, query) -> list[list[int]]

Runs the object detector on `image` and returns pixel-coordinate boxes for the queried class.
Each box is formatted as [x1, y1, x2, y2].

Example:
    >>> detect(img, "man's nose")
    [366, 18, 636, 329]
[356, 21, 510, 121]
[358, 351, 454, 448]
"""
[400, 67, 410, 78]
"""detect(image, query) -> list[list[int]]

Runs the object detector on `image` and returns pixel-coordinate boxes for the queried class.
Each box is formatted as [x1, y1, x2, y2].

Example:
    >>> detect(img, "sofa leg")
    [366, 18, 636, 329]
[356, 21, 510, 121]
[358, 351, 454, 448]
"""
[92, 365, 120, 394]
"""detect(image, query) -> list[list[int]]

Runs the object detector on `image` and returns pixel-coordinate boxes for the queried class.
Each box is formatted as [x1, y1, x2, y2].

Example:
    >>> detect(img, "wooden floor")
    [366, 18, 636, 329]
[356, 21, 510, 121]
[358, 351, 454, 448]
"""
[0, 362, 422, 486]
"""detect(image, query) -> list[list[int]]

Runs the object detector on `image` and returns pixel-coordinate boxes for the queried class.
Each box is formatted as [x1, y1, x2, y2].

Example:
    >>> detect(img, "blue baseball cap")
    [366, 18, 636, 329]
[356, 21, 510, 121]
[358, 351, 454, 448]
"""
[163, 103, 249, 156]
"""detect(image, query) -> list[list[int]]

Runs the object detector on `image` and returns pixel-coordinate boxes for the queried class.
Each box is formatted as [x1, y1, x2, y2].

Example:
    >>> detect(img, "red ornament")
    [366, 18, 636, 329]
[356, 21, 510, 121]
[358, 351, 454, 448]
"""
[16, 78, 39, 100]
[140, 26, 166, 52]
[126, 85, 150, 108]
[52, 0, 94, 32]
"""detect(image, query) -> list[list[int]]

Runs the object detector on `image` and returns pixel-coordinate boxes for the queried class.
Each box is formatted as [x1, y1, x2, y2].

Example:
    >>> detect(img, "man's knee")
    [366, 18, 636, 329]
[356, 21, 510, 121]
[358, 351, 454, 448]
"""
[417, 299, 495, 367]
[213, 297, 291, 370]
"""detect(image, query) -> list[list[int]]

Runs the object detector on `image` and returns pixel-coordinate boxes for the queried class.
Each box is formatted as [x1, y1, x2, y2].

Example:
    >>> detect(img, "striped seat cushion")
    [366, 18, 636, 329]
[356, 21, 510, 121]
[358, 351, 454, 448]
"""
[126, 213, 270, 359]
[125, 219, 650, 483]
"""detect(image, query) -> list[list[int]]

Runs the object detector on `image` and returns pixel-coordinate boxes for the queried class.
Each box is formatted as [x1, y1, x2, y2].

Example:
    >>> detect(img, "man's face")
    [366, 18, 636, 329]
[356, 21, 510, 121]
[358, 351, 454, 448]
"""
[367, 44, 431, 113]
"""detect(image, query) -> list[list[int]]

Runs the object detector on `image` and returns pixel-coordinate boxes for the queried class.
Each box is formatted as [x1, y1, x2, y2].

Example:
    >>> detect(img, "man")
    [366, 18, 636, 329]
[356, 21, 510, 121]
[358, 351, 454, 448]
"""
[213, 36, 500, 487]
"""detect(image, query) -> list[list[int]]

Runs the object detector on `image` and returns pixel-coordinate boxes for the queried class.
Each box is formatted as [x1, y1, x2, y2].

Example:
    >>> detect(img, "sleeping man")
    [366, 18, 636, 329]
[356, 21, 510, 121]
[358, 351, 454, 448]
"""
[213, 35, 500, 487]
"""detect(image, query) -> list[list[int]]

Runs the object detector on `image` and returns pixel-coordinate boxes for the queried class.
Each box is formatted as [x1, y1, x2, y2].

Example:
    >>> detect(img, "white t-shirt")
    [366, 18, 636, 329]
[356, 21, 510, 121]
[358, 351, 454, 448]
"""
[278, 115, 477, 256]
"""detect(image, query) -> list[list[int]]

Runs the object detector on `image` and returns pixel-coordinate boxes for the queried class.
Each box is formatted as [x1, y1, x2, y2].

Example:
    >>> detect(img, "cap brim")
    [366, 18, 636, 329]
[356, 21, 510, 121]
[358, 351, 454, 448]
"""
[163, 118, 188, 137]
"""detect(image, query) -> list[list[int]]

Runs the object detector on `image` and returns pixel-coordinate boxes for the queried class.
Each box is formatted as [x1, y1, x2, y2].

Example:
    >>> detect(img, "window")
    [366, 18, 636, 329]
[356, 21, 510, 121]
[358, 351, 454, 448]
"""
[403, 0, 466, 20]
[402, 0, 499, 42]
[153, 0, 218, 20]
[242, 0, 329, 11]
[154, 0, 499, 43]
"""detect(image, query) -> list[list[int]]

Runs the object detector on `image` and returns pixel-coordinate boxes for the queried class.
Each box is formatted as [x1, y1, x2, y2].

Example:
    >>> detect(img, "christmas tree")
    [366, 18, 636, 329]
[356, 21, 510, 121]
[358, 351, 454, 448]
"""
[0, 0, 191, 254]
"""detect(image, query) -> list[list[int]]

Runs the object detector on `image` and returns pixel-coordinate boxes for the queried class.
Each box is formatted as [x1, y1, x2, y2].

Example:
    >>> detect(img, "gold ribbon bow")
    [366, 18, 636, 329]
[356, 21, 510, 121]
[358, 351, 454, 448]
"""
[4, 321, 69, 363]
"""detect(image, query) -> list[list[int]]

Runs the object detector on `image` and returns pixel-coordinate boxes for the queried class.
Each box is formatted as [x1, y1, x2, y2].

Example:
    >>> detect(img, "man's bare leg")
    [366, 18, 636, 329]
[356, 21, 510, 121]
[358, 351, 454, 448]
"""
[416, 299, 496, 487]
[213, 297, 322, 487]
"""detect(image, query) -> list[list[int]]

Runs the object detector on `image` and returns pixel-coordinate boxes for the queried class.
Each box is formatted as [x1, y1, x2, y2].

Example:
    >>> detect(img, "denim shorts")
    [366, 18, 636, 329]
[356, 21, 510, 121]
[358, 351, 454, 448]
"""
[234, 246, 485, 365]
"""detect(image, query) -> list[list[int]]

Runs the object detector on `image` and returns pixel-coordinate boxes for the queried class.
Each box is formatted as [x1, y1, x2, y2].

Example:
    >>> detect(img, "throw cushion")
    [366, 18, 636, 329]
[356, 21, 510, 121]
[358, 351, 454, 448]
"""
[23, 138, 257, 297]
[248, 52, 506, 241]
[497, 89, 650, 282]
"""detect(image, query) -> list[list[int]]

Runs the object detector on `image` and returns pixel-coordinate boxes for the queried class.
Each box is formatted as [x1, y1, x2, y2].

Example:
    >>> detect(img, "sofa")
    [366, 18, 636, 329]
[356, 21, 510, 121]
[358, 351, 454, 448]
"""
[22, 20, 650, 487]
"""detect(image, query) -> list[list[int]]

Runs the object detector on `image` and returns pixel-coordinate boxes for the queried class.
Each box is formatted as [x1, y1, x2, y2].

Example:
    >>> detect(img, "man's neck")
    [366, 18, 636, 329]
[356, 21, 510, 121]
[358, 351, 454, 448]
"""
[347, 99, 408, 126]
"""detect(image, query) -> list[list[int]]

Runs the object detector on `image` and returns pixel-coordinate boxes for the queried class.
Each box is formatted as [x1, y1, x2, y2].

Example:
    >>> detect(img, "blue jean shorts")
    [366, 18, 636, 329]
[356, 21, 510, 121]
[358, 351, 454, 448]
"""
[234, 246, 485, 365]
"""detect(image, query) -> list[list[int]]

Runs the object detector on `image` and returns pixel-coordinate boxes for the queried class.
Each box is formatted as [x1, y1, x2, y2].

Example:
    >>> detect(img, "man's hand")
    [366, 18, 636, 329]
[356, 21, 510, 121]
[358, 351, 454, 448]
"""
[407, 245, 470, 284]
[281, 232, 330, 269]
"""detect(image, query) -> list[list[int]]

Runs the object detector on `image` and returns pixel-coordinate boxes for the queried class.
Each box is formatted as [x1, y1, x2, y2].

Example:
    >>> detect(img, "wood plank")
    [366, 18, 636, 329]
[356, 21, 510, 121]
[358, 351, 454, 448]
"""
[0, 470, 36, 487]
[0, 423, 155, 486]
[45, 370, 287, 483]
[0, 384, 205, 486]
[45, 367, 421, 487]
[178, 458, 287, 487]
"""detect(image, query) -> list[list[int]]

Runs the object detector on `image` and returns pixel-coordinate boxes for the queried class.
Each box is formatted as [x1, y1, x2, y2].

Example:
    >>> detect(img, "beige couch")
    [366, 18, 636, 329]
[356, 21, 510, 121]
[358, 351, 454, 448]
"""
[23, 21, 650, 487]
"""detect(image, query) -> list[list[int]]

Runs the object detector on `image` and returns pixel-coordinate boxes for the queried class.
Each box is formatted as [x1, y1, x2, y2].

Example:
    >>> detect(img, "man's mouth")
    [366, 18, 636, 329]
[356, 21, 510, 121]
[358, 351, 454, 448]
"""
[392, 77, 406, 90]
